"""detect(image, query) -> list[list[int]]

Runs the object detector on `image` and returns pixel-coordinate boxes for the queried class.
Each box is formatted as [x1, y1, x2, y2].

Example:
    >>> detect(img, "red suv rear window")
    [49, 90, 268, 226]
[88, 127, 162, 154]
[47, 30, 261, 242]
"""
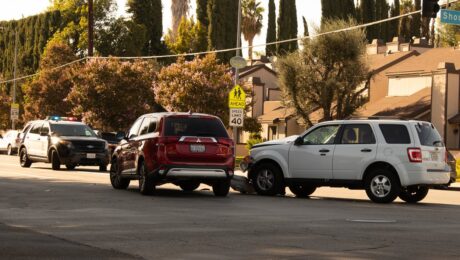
[164, 117, 229, 138]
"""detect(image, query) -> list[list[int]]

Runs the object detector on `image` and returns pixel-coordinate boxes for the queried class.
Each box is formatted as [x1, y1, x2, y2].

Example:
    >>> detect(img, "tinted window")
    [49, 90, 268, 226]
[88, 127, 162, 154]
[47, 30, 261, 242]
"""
[50, 124, 97, 137]
[340, 124, 376, 144]
[139, 117, 158, 136]
[415, 122, 443, 147]
[302, 125, 340, 145]
[128, 118, 144, 138]
[164, 117, 229, 138]
[30, 123, 42, 134]
[379, 124, 411, 144]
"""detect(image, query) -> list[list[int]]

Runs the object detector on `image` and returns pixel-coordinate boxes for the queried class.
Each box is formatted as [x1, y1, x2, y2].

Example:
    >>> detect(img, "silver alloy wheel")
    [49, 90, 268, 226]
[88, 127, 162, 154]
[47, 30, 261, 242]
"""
[256, 169, 275, 191]
[370, 175, 392, 198]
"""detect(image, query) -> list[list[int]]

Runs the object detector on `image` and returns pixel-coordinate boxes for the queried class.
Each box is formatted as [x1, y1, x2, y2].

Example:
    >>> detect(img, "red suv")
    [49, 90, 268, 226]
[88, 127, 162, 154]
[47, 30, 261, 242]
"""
[110, 112, 235, 196]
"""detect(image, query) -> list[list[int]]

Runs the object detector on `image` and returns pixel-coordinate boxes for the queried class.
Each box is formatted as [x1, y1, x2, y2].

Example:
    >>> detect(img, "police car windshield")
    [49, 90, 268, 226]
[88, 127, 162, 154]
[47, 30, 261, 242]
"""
[50, 124, 97, 137]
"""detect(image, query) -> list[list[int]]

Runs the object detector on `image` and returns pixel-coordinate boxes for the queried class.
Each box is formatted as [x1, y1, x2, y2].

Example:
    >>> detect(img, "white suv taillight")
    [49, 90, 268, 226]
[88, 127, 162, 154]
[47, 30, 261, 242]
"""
[407, 148, 422, 163]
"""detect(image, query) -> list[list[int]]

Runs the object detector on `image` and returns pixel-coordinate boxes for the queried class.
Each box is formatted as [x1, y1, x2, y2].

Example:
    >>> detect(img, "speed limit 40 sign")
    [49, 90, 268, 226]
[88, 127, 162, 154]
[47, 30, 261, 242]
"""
[229, 108, 244, 127]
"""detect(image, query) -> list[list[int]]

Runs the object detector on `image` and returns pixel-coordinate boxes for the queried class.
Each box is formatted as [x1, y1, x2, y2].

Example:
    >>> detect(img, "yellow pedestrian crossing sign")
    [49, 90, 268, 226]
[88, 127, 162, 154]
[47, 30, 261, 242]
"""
[228, 85, 246, 109]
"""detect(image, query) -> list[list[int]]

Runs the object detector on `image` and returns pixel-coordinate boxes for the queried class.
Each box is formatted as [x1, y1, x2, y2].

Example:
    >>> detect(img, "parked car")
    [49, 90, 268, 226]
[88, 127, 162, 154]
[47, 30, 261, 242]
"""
[98, 131, 124, 156]
[242, 118, 451, 203]
[0, 130, 21, 155]
[109, 112, 235, 197]
[18, 116, 110, 171]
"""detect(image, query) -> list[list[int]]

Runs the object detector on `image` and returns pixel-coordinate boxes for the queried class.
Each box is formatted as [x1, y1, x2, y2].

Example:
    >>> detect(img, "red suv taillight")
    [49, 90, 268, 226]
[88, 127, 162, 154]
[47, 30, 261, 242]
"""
[407, 148, 422, 163]
[217, 138, 234, 157]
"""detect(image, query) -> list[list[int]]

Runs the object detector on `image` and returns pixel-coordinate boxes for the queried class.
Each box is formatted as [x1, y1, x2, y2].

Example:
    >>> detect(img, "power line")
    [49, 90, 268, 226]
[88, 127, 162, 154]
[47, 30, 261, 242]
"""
[0, 9, 422, 85]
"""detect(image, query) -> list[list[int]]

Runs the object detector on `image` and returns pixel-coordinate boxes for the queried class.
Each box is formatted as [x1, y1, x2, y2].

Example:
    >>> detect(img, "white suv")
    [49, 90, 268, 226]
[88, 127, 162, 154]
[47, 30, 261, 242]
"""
[242, 119, 451, 203]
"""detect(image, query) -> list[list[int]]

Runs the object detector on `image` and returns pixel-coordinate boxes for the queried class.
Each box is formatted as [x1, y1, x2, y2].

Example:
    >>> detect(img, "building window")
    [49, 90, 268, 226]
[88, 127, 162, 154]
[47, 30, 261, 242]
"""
[268, 125, 277, 140]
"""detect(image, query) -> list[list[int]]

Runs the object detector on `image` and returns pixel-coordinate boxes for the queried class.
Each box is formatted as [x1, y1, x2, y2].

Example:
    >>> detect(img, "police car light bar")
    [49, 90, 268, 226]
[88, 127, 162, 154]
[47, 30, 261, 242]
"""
[46, 116, 79, 121]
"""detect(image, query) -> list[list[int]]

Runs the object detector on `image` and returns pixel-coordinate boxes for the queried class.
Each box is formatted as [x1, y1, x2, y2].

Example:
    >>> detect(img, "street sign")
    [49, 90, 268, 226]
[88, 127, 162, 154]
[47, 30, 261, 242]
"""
[10, 103, 19, 120]
[441, 9, 460, 25]
[228, 85, 246, 109]
[229, 108, 244, 127]
[230, 56, 247, 69]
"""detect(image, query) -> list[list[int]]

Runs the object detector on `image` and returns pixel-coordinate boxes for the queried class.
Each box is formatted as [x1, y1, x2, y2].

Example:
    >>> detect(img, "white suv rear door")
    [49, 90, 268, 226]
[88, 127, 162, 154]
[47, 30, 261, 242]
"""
[332, 124, 377, 180]
[288, 124, 340, 179]
[413, 122, 446, 171]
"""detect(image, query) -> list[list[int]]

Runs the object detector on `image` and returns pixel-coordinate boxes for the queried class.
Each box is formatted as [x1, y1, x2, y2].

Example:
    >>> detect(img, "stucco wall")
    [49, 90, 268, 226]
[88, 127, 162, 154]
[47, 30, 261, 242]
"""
[388, 76, 432, 96]
[432, 72, 446, 140]
[447, 73, 460, 149]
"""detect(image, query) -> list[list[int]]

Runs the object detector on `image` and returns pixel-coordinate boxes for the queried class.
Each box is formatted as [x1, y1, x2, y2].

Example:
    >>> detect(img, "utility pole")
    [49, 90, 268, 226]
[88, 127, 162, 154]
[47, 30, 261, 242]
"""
[12, 29, 18, 130]
[88, 0, 94, 56]
[233, 0, 242, 144]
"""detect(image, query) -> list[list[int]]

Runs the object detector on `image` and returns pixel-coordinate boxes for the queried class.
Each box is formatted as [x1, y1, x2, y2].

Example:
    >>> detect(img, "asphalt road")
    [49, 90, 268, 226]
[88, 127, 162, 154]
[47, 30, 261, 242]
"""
[1, 154, 460, 259]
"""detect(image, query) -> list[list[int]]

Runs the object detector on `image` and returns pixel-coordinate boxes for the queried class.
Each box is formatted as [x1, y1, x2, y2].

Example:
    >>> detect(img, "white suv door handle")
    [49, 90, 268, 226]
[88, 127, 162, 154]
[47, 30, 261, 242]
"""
[361, 148, 372, 153]
[319, 149, 330, 153]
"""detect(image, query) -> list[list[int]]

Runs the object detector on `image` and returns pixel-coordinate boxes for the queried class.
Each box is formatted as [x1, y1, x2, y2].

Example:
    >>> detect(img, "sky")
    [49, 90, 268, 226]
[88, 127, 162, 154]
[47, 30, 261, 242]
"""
[0, 0, 322, 56]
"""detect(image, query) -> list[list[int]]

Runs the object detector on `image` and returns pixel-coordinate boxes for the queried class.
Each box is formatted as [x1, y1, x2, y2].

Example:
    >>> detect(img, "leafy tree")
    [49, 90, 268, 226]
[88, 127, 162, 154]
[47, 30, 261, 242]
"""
[321, 0, 355, 22]
[399, 0, 415, 41]
[171, 0, 190, 40]
[127, 0, 164, 55]
[196, 0, 209, 27]
[0, 75, 12, 129]
[241, 0, 264, 61]
[412, 0, 421, 38]
[48, 0, 116, 55]
[276, 19, 369, 126]
[153, 54, 234, 125]
[265, 0, 276, 57]
[207, 0, 239, 63]
[165, 17, 207, 54]
[22, 41, 78, 121]
[96, 18, 147, 57]
[277, 0, 298, 54]
[68, 59, 160, 131]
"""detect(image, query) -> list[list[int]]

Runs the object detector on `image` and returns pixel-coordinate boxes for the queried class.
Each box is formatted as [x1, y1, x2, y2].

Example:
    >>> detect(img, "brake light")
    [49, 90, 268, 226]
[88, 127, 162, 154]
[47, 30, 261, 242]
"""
[407, 148, 422, 163]
[217, 138, 234, 157]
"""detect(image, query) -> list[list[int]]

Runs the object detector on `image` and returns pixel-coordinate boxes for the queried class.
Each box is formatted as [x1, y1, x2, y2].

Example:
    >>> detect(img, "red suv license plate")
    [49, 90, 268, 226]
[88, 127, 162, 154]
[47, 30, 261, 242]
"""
[190, 144, 205, 153]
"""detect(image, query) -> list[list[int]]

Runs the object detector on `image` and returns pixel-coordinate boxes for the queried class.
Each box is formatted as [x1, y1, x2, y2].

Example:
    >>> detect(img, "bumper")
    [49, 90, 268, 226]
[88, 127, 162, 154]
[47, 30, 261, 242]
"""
[404, 169, 451, 186]
[157, 166, 234, 180]
[59, 152, 109, 166]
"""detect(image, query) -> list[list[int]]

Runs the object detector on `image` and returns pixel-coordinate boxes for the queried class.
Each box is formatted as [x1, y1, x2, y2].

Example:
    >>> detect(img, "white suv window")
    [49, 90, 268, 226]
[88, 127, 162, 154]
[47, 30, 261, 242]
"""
[379, 124, 411, 144]
[340, 124, 376, 144]
[302, 125, 340, 145]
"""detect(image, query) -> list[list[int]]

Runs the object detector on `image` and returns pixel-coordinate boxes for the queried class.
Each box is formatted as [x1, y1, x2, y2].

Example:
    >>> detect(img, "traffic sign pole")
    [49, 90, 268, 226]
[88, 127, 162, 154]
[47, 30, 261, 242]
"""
[233, 0, 242, 147]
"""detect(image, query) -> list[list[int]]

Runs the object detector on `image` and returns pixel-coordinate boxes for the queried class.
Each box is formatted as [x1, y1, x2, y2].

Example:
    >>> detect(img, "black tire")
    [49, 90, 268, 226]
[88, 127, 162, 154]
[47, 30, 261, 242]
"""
[139, 161, 155, 195]
[289, 184, 317, 198]
[66, 164, 76, 170]
[364, 168, 400, 203]
[399, 186, 429, 203]
[251, 163, 284, 196]
[19, 148, 32, 168]
[109, 158, 130, 189]
[212, 180, 231, 197]
[99, 164, 107, 172]
[179, 181, 200, 192]
[7, 145, 12, 156]
[51, 150, 61, 170]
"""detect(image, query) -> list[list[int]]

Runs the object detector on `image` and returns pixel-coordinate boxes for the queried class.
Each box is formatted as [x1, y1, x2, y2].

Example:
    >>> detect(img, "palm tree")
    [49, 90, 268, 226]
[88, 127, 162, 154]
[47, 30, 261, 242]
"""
[171, 0, 190, 40]
[241, 0, 264, 61]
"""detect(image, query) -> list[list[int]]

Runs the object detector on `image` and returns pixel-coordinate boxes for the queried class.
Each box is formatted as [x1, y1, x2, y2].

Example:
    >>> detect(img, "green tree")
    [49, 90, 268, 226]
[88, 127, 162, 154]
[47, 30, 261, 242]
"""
[375, 0, 389, 40]
[359, 0, 376, 42]
[171, 0, 190, 40]
[265, 0, 276, 57]
[277, 0, 298, 54]
[276, 19, 369, 126]
[165, 17, 207, 54]
[321, 0, 355, 22]
[207, 0, 239, 63]
[196, 0, 209, 27]
[22, 41, 78, 121]
[303, 16, 309, 37]
[399, 0, 415, 41]
[68, 59, 160, 131]
[96, 18, 147, 56]
[127, 0, 164, 55]
[153, 54, 234, 125]
[48, 0, 116, 55]
[387, 1, 400, 41]
[412, 0, 421, 38]
[241, 0, 264, 61]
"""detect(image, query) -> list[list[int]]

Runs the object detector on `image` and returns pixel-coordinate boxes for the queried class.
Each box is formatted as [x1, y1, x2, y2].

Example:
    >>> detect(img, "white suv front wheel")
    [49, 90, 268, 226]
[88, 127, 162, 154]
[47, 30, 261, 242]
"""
[365, 168, 400, 203]
[251, 163, 284, 196]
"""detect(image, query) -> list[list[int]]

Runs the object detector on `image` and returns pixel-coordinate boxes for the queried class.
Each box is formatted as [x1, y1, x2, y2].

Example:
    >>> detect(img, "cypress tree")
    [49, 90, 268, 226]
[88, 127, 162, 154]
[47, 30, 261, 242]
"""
[127, 0, 163, 55]
[196, 0, 208, 27]
[359, 0, 376, 42]
[277, 0, 298, 54]
[266, 0, 276, 56]
[412, 0, 421, 38]
[322, 0, 355, 23]
[303, 16, 309, 37]
[207, 0, 238, 63]
[375, 0, 389, 41]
